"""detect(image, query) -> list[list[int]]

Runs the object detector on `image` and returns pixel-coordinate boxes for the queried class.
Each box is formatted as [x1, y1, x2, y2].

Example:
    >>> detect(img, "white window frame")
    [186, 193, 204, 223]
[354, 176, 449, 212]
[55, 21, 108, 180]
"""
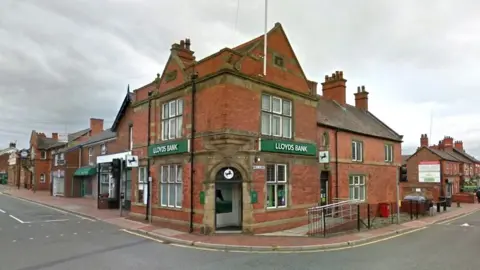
[40, 151, 47, 160]
[161, 99, 183, 141]
[54, 155, 58, 166]
[39, 174, 46, 183]
[129, 126, 133, 150]
[349, 175, 366, 201]
[137, 166, 147, 203]
[100, 144, 107, 155]
[88, 148, 93, 165]
[384, 144, 393, 162]
[261, 94, 292, 139]
[266, 164, 288, 209]
[159, 165, 183, 208]
[352, 141, 363, 162]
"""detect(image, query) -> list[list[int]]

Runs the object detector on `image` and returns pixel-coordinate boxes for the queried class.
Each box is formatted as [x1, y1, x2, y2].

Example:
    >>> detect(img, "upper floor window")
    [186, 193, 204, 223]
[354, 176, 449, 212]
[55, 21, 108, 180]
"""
[321, 132, 329, 148]
[162, 99, 183, 140]
[384, 144, 393, 163]
[129, 125, 133, 150]
[40, 151, 47, 160]
[54, 154, 58, 166]
[100, 144, 107, 155]
[352, 140, 363, 162]
[88, 148, 93, 165]
[261, 94, 292, 138]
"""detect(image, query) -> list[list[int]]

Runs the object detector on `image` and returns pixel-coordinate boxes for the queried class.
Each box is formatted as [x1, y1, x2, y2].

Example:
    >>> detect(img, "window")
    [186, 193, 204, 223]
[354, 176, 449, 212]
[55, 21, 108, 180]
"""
[54, 155, 58, 166]
[266, 164, 287, 208]
[321, 132, 329, 148]
[349, 175, 365, 201]
[162, 99, 183, 140]
[137, 167, 147, 203]
[88, 148, 93, 165]
[160, 165, 183, 208]
[384, 144, 393, 162]
[41, 151, 47, 160]
[352, 141, 363, 162]
[39, 174, 46, 183]
[274, 55, 284, 67]
[261, 94, 292, 138]
[101, 144, 107, 155]
[129, 125, 133, 150]
[99, 173, 110, 196]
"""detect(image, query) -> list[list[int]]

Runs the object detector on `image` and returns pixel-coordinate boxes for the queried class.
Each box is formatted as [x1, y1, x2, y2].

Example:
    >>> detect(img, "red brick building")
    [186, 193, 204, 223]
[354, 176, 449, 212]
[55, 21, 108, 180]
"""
[127, 23, 403, 234]
[403, 134, 479, 201]
[50, 118, 104, 196]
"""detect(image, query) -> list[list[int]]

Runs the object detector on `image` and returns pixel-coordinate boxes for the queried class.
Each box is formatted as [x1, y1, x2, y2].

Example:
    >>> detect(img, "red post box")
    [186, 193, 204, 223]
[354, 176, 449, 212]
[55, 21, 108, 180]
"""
[379, 203, 390, 218]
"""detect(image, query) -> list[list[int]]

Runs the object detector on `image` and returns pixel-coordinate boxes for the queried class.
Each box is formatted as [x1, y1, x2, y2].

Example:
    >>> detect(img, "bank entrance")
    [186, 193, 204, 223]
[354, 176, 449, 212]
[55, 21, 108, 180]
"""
[215, 167, 242, 232]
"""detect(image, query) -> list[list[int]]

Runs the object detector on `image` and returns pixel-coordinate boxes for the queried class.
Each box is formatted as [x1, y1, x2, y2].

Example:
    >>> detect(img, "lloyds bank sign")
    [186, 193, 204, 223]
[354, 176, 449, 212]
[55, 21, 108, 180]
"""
[148, 139, 190, 157]
[259, 139, 317, 156]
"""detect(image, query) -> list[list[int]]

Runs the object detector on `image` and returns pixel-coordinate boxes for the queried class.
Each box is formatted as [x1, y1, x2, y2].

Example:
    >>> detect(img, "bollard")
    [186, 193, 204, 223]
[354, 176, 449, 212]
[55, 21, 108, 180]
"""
[437, 202, 441, 213]
[443, 201, 447, 211]
[457, 201, 461, 208]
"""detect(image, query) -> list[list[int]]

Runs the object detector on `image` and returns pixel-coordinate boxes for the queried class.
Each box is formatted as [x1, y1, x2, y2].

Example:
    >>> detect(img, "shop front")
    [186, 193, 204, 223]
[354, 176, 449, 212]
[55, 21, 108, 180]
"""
[52, 169, 65, 196]
[73, 166, 97, 198]
[96, 152, 131, 210]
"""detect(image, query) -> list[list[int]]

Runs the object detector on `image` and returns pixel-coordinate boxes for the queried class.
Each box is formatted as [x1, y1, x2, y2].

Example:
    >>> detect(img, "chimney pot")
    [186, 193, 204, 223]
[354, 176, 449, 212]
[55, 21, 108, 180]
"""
[52, 133, 58, 140]
[185, 38, 191, 50]
[321, 70, 347, 105]
[180, 40, 185, 48]
[354, 85, 369, 111]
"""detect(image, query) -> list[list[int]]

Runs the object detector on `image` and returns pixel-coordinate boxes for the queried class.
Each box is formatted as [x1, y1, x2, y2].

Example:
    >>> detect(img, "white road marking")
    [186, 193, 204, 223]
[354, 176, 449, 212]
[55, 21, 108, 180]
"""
[74, 214, 96, 222]
[46, 236, 50, 238]
[60, 234, 64, 237]
[12, 240, 16, 243]
[9, 215, 25, 224]
[25, 219, 70, 224]
[460, 223, 470, 227]
[0, 209, 6, 213]
[87, 231, 91, 234]
[73, 232, 77, 235]
[29, 238, 33, 240]
[437, 210, 480, 225]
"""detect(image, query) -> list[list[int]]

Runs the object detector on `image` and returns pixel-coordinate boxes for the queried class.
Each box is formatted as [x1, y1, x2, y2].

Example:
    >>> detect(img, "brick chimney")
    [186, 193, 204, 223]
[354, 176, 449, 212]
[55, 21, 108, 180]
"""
[321, 71, 347, 105]
[89, 118, 104, 136]
[171, 38, 195, 65]
[420, 134, 429, 147]
[454, 140, 464, 151]
[441, 136, 454, 149]
[51, 133, 58, 140]
[354, 86, 369, 111]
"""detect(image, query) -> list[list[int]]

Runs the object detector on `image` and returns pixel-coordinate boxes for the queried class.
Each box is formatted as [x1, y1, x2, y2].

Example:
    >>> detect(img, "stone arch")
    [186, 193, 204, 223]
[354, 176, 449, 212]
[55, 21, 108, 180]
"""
[208, 160, 249, 182]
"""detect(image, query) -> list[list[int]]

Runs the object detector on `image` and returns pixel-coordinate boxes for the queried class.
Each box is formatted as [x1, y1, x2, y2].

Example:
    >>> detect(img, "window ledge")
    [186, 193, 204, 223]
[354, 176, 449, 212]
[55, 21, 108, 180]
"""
[265, 206, 289, 212]
[154, 205, 183, 211]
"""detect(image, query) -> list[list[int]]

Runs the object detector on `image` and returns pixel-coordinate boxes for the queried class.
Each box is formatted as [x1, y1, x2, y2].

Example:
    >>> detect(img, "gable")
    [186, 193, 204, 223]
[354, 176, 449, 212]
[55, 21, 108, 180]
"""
[111, 91, 132, 132]
[236, 23, 311, 94]
[157, 54, 188, 94]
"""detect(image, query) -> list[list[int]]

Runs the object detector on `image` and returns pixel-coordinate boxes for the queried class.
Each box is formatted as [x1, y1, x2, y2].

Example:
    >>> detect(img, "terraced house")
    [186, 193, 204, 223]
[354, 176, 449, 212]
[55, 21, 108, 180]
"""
[128, 23, 402, 234]
[404, 134, 479, 201]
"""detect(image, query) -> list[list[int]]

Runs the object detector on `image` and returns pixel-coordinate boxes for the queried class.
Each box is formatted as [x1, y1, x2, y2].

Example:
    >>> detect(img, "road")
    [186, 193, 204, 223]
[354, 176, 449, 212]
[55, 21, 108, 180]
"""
[1, 193, 479, 270]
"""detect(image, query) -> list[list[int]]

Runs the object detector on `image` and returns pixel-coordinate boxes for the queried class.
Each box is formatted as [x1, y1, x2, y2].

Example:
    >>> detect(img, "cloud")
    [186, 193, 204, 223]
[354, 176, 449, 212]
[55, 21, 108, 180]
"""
[1, 0, 480, 158]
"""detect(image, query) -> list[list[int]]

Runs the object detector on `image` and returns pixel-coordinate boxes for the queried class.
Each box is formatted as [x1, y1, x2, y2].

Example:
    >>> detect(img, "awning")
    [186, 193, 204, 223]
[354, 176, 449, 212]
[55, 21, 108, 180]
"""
[74, 166, 96, 177]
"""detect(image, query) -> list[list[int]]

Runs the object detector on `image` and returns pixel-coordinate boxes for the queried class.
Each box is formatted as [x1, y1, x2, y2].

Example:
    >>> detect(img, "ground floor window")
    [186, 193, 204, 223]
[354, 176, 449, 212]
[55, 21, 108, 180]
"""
[137, 167, 147, 204]
[349, 175, 366, 201]
[266, 164, 287, 208]
[99, 173, 110, 197]
[160, 165, 182, 208]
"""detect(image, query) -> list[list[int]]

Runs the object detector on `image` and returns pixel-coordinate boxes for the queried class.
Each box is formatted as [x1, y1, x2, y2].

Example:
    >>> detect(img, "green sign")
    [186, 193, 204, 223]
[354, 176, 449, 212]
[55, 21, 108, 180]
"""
[148, 139, 189, 157]
[259, 139, 316, 156]
[199, 191, 205, 205]
[250, 191, 258, 204]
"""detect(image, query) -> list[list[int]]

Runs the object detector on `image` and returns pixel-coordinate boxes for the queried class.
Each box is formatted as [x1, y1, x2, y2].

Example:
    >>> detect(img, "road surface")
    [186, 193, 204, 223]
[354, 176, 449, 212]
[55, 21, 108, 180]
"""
[0, 193, 478, 270]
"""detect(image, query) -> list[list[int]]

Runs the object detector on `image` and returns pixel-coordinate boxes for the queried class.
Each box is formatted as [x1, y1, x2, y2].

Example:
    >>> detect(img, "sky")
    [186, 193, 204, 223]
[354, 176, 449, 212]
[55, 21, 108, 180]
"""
[1, 0, 479, 156]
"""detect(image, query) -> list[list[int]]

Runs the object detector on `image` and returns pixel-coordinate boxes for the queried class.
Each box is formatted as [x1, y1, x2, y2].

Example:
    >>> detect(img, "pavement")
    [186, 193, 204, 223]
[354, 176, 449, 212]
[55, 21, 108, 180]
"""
[2, 190, 480, 270]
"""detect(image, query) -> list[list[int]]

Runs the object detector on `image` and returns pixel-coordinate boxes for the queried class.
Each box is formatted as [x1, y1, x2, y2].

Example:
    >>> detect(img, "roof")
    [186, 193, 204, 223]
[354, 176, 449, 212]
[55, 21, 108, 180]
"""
[407, 146, 476, 163]
[37, 137, 65, 150]
[316, 97, 403, 142]
[401, 155, 410, 165]
[453, 148, 479, 163]
[68, 128, 90, 142]
[111, 90, 133, 131]
[80, 129, 116, 147]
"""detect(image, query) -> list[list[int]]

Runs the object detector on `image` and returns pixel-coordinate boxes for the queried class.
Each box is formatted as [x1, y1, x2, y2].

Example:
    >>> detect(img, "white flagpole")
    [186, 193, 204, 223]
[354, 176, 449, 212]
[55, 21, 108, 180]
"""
[263, 0, 268, 76]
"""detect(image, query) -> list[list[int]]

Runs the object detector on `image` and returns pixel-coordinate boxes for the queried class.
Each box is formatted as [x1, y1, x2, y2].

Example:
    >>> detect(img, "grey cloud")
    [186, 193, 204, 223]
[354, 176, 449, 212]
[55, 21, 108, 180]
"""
[1, 0, 480, 156]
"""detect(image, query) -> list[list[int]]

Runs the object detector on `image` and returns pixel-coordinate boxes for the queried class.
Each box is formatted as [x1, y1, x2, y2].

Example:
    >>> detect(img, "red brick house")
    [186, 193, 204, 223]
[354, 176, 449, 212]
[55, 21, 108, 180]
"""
[403, 134, 478, 201]
[127, 23, 402, 234]
[50, 118, 104, 197]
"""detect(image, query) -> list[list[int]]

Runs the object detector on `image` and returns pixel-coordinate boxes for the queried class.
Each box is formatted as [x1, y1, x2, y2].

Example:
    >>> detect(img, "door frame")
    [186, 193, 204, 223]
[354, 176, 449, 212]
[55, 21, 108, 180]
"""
[320, 171, 330, 206]
[214, 181, 243, 230]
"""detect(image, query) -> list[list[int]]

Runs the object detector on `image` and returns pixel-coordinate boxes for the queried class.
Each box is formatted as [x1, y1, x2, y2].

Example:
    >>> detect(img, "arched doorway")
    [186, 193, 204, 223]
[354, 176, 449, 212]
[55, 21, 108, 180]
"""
[215, 167, 243, 231]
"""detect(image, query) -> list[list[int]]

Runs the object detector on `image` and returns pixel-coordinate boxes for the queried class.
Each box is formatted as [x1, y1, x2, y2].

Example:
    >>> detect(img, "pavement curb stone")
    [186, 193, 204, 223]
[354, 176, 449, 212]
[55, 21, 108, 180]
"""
[132, 227, 418, 252]
[0, 191, 101, 221]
